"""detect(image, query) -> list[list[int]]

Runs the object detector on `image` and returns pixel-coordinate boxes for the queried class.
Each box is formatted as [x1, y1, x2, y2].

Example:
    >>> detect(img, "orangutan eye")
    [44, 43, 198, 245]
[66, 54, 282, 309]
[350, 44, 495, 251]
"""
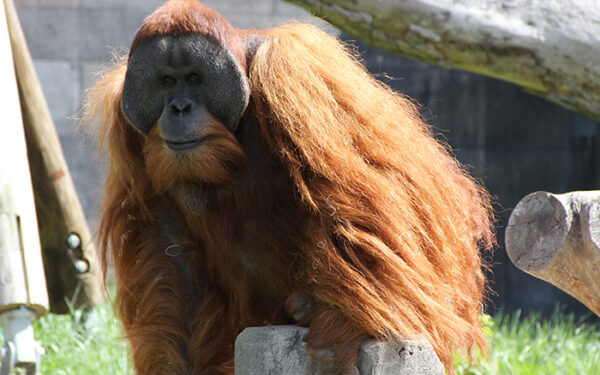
[163, 75, 176, 87]
[187, 73, 201, 84]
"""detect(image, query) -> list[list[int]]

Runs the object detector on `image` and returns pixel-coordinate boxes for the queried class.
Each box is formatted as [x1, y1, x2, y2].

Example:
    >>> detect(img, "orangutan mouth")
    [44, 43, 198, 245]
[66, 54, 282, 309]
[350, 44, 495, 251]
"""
[165, 137, 206, 151]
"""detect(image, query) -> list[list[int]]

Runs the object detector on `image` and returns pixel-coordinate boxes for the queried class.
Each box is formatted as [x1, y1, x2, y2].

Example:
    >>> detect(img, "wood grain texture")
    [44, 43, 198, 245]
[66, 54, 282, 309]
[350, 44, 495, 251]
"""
[506, 191, 600, 316]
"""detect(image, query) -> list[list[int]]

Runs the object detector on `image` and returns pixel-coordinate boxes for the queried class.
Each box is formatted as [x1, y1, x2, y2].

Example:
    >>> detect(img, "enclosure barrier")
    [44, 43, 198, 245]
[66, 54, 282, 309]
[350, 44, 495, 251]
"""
[235, 325, 444, 375]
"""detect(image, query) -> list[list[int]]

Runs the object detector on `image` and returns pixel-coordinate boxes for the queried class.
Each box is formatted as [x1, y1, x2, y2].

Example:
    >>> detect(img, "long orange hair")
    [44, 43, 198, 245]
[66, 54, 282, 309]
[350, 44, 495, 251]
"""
[251, 23, 494, 370]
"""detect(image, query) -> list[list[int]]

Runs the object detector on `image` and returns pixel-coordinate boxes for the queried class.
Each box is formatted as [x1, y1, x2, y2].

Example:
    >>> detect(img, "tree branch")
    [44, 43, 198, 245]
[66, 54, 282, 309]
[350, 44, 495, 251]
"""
[285, 0, 600, 120]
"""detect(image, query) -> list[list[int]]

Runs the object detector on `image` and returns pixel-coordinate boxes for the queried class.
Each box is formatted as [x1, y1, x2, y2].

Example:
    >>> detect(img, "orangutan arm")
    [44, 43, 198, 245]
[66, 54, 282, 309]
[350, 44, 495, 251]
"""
[112, 199, 235, 375]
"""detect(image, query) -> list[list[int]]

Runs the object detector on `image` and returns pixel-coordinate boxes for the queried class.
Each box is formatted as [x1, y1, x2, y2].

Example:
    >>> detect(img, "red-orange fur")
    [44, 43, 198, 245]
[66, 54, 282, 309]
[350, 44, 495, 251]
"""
[144, 116, 247, 191]
[85, 1, 495, 374]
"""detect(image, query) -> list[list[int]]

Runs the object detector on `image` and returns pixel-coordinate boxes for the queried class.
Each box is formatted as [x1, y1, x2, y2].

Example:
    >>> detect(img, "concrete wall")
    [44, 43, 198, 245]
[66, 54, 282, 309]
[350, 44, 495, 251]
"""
[14, 0, 599, 314]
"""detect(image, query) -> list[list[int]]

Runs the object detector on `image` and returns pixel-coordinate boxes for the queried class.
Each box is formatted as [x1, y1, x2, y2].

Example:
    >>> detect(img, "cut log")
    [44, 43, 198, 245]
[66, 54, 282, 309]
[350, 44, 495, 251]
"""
[285, 0, 600, 121]
[505, 191, 600, 316]
[4, 0, 104, 313]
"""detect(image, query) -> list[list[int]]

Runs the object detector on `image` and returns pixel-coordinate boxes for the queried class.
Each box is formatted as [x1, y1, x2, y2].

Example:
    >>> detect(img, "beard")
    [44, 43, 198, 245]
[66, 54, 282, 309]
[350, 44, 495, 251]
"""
[143, 115, 247, 197]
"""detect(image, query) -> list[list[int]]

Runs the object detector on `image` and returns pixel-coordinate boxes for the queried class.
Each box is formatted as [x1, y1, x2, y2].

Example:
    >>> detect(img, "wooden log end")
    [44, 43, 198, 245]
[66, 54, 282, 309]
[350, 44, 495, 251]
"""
[586, 201, 600, 250]
[505, 191, 571, 272]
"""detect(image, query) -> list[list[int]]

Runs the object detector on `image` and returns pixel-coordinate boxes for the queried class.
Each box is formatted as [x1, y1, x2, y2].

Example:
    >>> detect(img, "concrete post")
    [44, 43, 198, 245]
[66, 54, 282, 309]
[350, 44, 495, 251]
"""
[235, 325, 445, 375]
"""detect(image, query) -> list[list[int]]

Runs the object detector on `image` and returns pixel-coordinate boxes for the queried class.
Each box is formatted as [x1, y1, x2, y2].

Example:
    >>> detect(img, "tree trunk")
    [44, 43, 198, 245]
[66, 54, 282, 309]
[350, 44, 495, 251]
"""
[285, 0, 600, 121]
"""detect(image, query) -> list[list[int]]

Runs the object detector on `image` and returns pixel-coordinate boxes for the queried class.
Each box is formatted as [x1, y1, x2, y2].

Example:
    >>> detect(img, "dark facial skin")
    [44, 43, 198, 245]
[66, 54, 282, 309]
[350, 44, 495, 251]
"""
[121, 33, 249, 149]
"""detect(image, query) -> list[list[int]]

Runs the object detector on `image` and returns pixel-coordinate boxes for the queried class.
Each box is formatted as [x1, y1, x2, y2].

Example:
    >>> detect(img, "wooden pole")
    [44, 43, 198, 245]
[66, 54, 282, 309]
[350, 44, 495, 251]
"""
[4, 0, 104, 313]
[0, 0, 48, 319]
[505, 191, 600, 316]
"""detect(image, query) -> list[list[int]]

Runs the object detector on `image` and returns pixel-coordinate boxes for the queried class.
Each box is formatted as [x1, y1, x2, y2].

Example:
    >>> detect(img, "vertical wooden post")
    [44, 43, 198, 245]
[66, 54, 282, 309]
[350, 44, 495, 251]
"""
[0, 0, 48, 321]
[3, 0, 104, 313]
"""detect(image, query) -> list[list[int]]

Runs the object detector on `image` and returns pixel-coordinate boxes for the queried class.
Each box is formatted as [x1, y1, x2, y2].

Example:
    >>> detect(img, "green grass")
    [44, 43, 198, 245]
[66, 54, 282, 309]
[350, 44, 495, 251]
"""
[454, 308, 600, 375]
[2, 302, 599, 374]
[32, 302, 133, 375]
[9, 300, 134, 375]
